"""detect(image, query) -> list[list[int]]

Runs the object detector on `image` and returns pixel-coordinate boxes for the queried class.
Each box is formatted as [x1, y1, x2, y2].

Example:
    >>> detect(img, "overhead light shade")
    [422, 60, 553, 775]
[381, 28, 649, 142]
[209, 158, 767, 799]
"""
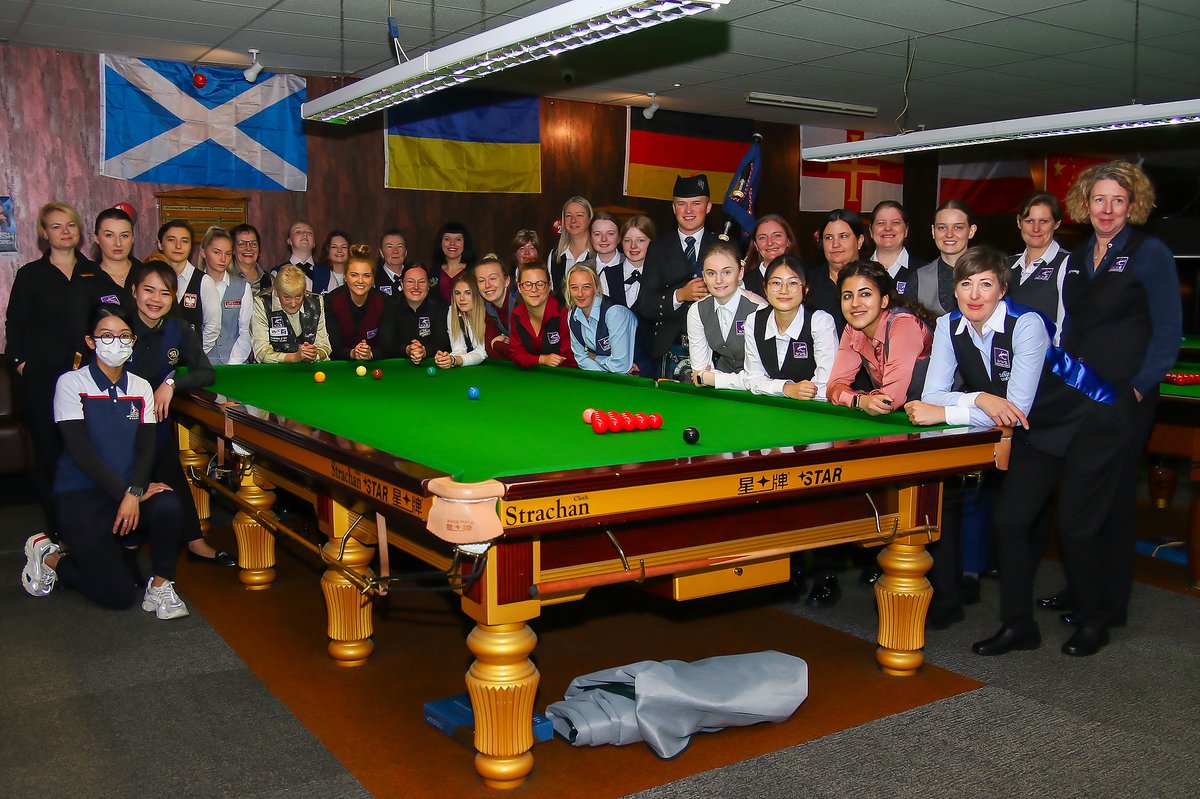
[303, 0, 731, 124]
[745, 91, 877, 119]
[802, 99, 1200, 162]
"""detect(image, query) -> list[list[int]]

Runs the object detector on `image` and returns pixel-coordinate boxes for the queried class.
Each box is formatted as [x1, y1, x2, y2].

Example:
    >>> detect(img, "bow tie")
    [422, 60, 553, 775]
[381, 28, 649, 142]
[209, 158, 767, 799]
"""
[625, 270, 641, 286]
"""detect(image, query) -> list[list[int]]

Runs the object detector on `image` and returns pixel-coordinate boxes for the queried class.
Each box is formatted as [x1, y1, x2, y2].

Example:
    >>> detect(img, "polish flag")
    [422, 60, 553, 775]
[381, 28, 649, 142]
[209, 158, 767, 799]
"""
[800, 127, 903, 212]
[937, 157, 1035, 216]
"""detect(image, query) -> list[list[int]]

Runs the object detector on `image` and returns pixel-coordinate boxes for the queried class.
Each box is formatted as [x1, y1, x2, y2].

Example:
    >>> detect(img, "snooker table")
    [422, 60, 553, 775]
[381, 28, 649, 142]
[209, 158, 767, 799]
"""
[172, 359, 1000, 789]
[1147, 363, 1200, 588]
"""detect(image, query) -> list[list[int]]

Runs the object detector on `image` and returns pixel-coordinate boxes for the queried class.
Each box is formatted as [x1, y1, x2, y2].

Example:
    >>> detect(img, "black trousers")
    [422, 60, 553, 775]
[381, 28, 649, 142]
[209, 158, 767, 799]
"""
[151, 420, 203, 544]
[992, 393, 1136, 627]
[927, 481, 964, 613]
[54, 488, 184, 610]
[16, 374, 62, 536]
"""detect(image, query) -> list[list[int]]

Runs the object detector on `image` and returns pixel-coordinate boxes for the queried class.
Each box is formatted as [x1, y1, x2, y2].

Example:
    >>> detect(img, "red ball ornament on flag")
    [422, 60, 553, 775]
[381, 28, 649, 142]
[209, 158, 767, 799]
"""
[113, 202, 138, 225]
[193, 72, 207, 89]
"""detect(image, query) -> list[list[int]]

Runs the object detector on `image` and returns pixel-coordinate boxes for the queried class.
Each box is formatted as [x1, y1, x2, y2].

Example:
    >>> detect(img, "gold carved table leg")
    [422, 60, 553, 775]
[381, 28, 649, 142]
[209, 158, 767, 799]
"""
[233, 464, 277, 590]
[465, 622, 539, 790]
[874, 541, 933, 676]
[321, 501, 375, 666]
[177, 423, 211, 537]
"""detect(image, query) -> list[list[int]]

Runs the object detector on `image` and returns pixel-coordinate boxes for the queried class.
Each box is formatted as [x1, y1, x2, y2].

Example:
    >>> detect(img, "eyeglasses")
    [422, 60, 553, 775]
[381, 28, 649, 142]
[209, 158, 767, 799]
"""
[403, 278, 428, 286]
[519, 280, 549, 291]
[383, 243, 407, 251]
[93, 331, 133, 344]
[236, 240, 259, 248]
[766, 279, 803, 292]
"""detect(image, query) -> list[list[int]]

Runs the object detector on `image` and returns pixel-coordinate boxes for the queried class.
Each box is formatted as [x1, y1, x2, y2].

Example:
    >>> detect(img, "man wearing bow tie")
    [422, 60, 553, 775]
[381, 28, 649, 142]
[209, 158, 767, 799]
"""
[636, 174, 716, 378]
[274, 220, 336, 294]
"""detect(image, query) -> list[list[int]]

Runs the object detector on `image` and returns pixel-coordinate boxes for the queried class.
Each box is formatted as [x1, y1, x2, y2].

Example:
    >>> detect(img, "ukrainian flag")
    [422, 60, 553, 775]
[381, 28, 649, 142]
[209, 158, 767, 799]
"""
[385, 91, 541, 194]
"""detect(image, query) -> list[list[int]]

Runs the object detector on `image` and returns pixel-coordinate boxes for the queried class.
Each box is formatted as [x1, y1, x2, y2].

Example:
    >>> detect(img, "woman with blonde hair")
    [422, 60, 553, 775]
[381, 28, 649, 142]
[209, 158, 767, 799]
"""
[250, 264, 332, 364]
[547, 196, 593, 301]
[564, 262, 638, 374]
[435, 272, 488, 368]
[200, 225, 253, 365]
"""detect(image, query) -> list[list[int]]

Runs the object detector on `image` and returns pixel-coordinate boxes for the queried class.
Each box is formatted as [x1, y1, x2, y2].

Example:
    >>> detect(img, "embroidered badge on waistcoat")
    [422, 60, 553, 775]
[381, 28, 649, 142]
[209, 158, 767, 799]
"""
[792, 341, 809, 359]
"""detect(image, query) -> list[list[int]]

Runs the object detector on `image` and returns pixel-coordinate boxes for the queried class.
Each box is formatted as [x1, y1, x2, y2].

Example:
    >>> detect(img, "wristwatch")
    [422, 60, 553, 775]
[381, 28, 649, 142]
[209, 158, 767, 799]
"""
[126, 485, 146, 498]
[165, 378, 176, 388]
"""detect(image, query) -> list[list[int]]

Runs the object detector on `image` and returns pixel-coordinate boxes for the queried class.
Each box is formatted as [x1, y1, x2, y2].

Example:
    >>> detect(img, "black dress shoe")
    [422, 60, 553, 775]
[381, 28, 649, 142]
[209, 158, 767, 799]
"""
[927, 605, 965, 631]
[805, 574, 841, 609]
[971, 624, 1041, 656]
[1062, 625, 1109, 657]
[960, 575, 981, 605]
[186, 549, 237, 567]
[980, 568, 1001, 580]
[1059, 612, 1126, 628]
[858, 563, 884, 586]
[1037, 592, 1072, 611]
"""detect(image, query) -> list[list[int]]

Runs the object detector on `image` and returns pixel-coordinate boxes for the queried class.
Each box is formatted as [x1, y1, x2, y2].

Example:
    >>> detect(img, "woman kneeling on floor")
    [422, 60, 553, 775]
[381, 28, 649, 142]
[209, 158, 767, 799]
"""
[21, 304, 189, 619]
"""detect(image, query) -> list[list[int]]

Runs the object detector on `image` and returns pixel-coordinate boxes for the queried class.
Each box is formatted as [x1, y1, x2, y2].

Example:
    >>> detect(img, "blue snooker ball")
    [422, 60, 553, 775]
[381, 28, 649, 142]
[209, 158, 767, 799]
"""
[467, 386, 481, 400]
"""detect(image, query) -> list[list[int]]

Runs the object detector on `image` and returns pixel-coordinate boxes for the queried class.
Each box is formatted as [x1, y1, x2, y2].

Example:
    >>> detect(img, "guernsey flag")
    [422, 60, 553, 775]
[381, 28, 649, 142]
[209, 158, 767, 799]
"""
[624, 108, 754, 201]
[385, 91, 540, 193]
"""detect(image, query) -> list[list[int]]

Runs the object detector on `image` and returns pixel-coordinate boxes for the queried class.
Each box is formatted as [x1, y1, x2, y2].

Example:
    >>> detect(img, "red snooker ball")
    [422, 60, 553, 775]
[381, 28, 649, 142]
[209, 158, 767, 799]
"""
[648, 413, 663, 430]
[583, 408, 596, 423]
[633, 413, 649, 431]
[620, 414, 636, 432]
[607, 411, 622, 430]
[591, 414, 609, 434]
[372, 368, 383, 380]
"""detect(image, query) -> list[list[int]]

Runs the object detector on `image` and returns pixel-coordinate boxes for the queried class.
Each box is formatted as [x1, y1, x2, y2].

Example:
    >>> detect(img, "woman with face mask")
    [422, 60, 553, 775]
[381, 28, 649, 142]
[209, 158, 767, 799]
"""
[21, 304, 190, 619]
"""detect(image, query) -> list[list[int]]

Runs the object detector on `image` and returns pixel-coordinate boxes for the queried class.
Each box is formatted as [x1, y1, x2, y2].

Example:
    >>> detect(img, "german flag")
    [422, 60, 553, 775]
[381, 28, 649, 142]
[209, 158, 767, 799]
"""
[624, 108, 754, 201]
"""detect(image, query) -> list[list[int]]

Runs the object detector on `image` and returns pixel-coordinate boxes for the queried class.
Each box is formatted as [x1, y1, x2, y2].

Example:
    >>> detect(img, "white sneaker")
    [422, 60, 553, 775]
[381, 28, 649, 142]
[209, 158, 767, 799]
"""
[21, 533, 60, 597]
[141, 578, 190, 619]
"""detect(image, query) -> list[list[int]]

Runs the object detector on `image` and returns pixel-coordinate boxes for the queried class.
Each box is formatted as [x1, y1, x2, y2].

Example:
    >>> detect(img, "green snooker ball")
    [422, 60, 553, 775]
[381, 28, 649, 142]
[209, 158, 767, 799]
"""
[426, 366, 437, 377]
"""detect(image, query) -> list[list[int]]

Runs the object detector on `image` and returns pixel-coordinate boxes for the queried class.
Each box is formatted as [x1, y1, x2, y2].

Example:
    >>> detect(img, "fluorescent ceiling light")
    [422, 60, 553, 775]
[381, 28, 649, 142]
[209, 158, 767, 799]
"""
[303, 0, 731, 124]
[802, 99, 1200, 162]
[746, 91, 877, 119]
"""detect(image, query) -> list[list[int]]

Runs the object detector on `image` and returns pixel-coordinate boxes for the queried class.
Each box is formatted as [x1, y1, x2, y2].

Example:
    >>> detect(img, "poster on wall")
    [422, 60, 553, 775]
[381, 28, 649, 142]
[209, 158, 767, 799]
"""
[0, 196, 16, 253]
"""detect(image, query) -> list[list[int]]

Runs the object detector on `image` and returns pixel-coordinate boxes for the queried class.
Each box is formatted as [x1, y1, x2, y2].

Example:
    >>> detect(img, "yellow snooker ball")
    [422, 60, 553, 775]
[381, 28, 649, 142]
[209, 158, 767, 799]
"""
[314, 371, 327, 383]
[356, 365, 367, 377]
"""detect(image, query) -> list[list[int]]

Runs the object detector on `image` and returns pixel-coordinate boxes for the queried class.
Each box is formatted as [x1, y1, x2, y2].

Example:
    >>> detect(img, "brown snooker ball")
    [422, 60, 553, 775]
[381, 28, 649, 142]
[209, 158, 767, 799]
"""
[682, 427, 700, 445]
[372, 368, 383, 380]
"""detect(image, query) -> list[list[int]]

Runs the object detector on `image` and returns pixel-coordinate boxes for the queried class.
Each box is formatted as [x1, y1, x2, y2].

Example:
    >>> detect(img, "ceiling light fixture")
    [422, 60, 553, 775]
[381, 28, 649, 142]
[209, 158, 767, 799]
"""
[802, 98, 1200, 162]
[643, 92, 659, 120]
[745, 91, 878, 119]
[243, 49, 263, 83]
[303, 0, 730, 124]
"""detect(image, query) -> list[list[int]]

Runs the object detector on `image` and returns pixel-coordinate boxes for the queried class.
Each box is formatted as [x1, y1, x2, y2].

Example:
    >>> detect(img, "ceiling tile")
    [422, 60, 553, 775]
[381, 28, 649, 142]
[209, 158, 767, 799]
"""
[31, 0, 261, 27]
[734, 4, 914, 49]
[725, 26, 852, 63]
[799, 0, 1006, 34]
[942, 15, 1121, 52]
[1022, 0, 1200, 38]
[992, 56, 1133, 87]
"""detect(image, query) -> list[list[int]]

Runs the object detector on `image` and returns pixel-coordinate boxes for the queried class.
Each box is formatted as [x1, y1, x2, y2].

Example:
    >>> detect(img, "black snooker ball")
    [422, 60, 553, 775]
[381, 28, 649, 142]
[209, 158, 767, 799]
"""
[682, 427, 700, 445]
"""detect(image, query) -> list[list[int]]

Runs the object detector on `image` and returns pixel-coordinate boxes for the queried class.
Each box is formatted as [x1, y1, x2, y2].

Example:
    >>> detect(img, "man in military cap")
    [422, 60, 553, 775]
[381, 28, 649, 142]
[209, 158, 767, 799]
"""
[636, 174, 717, 378]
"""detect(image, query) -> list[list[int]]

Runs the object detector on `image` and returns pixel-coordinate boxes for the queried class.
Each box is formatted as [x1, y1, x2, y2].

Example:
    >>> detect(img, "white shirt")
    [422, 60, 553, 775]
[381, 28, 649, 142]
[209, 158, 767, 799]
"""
[1013, 240, 1067, 344]
[209, 270, 255, 365]
[177, 262, 222, 355]
[671, 229, 705, 311]
[740, 306, 838, 399]
[446, 306, 487, 367]
[922, 301, 1050, 427]
[686, 288, 766, 390]
[871, 248, 910, 279]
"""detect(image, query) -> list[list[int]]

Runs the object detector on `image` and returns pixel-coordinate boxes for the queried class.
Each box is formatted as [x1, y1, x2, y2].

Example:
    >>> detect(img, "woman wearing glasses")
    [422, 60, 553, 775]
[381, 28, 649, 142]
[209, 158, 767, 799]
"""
[21, 304, 189, 618]
[738, 254, 837, 399]
[231, 223, 271, 293]
[250, 264, 333, 365]
[509, 263, 576, 369]
[394, 263, 449, 366]
[565, 263, 638, 374]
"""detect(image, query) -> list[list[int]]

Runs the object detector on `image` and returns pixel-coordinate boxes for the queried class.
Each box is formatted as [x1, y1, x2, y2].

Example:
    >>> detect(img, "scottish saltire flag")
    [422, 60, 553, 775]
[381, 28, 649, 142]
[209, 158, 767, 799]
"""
[385, 91, 540, 193]
[100, 55, 307, 192]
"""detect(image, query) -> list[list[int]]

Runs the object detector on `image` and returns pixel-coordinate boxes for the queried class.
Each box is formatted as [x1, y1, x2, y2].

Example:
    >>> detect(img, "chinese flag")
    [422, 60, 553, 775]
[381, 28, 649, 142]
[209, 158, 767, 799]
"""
[1045, 155, 1107, 222]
